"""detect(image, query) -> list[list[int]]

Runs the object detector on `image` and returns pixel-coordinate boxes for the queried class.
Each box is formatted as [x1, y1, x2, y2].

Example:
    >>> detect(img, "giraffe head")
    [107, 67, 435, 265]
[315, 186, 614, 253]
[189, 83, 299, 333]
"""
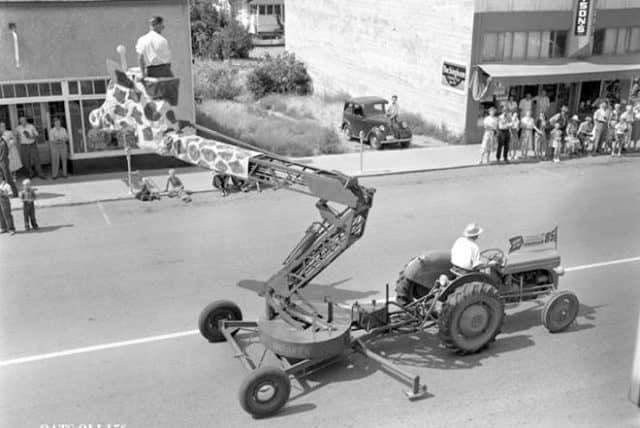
[89, 59, 181, 154]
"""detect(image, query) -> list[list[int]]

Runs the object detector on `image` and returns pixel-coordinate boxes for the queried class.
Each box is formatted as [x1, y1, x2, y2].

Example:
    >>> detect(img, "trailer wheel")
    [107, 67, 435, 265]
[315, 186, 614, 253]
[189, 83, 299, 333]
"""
[542, 290, 579, 333]
[438, 282, 504, 354]
[198, 300, 242, 342]
[239, 366, 291, 418]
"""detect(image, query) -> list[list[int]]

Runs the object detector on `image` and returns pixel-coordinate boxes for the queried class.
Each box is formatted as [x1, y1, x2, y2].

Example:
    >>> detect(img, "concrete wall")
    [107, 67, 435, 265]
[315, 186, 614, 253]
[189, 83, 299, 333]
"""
[285, 0, 475, 136]
[0, 0, 194, 120]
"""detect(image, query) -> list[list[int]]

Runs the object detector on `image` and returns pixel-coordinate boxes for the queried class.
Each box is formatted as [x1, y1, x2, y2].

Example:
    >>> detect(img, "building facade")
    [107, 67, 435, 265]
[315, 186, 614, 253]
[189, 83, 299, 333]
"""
[0, 0, 194, 172]
[286, 0, 640, 143]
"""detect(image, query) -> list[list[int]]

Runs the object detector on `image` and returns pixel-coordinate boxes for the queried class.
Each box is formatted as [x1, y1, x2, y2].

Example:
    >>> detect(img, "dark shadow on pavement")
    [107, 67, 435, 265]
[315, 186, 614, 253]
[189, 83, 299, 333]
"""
[237, 279, 379, 304]
[501, 301, 602, 335]
[259, 402, 317, 419]
[34, 224, 74, 233]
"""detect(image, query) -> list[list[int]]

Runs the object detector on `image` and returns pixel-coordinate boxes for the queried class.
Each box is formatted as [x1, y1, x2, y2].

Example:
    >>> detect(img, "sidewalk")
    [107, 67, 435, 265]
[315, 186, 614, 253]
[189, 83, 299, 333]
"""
[9, 144, 482, 211]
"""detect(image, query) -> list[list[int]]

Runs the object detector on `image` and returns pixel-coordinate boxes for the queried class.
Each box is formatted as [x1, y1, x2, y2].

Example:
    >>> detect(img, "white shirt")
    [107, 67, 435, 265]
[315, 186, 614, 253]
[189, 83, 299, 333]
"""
[519, 98, 533, 115]
[451, 237, 481, 270]
[387, 102, 399, 118]
[50, 126, 68, 143]
[136, 30, 171, 66]
[535, 95, 550, 114]
[16, 124, 38, 145]
[483, 115, 498, 131]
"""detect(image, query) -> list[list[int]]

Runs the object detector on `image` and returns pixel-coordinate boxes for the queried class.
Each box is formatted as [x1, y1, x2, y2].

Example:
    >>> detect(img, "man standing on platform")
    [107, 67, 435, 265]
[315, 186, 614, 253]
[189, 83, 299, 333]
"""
[136, 16, 173, 78]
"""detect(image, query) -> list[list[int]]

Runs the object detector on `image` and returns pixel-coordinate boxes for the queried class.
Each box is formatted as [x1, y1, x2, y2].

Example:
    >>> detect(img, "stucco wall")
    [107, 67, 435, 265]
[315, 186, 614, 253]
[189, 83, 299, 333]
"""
[285, 0, 475, 135]
[0, 0, 194, 120]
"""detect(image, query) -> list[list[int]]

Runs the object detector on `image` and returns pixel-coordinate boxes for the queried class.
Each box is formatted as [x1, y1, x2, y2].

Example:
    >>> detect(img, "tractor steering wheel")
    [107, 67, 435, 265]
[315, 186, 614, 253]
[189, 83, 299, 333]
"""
[480, 248, 505, 266]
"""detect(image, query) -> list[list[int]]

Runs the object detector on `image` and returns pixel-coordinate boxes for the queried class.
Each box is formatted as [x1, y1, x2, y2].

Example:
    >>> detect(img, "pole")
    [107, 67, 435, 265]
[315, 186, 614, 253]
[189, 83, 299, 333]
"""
[359, 130, 365, 173]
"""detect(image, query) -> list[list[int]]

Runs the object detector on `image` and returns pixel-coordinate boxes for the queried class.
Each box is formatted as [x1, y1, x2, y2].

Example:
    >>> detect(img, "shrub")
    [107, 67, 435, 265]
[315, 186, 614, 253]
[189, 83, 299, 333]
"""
[401, 111, 465, 144]
[246, 53, 313, 99]
[209, 20, 253, 60]
[196, 100, 345, 156]
[193, 60, 242, 101]
[190, 0, 223, 57]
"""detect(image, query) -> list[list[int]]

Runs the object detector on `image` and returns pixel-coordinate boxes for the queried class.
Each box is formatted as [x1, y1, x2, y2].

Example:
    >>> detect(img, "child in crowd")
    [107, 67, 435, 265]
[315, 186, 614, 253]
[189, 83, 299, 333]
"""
[212, 173, 229, 197]
[0, 177, 16, 235]
[135, 177, 161, 201]
[550, 122, 563, 163]
[164, 169, 192, 203]
[613, 119, 628, 157]
[20, 179, 38, 231]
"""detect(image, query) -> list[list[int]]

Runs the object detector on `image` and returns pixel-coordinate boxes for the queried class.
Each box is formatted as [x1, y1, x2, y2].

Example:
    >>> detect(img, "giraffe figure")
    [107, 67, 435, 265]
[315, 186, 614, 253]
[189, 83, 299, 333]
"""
[89, 59, 260, 178]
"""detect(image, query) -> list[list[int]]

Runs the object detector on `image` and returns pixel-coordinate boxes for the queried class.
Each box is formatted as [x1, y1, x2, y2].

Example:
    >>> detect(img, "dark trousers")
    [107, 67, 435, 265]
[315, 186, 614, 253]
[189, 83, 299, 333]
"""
[146, 63, 173, 78]
[20, 144, 44, 178]
[0, 195, 14, 231]
[497, 129, 510, 161]
[0, 160, 18, 196]
[23, 201, 37, 228]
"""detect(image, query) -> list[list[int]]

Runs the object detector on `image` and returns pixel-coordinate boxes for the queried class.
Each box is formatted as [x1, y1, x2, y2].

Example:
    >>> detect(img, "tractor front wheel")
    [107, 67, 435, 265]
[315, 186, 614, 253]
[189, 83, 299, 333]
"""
[239, 366, 291, 418]
[198, 300, 242, 342]
[369, 134, 382, 150]
[542, 290, 579, 333]
[438, 282, 504, 354]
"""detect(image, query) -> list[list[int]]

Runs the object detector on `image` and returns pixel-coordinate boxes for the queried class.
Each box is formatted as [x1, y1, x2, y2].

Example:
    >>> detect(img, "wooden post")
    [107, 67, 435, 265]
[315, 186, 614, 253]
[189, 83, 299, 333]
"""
[359, 130, 365, 173]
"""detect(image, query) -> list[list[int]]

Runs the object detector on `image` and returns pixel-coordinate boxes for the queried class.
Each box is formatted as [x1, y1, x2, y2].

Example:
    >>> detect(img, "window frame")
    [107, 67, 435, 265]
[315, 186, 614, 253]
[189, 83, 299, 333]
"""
[480, 29, 569, 62]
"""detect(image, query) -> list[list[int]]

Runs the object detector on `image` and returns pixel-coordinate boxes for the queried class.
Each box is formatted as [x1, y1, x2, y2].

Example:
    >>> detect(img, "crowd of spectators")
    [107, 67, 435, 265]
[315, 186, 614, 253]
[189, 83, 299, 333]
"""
[480, 86, 640, 164]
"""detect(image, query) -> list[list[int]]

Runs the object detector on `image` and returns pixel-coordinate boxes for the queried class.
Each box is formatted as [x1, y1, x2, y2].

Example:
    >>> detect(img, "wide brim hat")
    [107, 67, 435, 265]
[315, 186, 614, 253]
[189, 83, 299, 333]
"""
[463, 223, 483, 238]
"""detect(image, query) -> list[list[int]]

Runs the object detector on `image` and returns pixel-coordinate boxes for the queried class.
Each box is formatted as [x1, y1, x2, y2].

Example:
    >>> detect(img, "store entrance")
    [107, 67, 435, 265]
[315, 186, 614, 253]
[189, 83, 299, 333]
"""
[579, 81, 601, 110]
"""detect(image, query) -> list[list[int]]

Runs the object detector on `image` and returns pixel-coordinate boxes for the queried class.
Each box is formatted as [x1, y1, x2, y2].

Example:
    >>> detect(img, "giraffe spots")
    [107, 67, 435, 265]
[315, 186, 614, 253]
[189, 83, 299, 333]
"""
[128, 90, 140, 103]
[214, 160, 228, 173]
[218, 150, 234, 161]
[187, 143, 200, 162]
[198, 159, 210, 169]
[201, 147, 218, 163]
[166, 110, 177, 124]
[119, 120, 129, 128]
[114, 104, 127, 117]
[144, 101, 162, 121]
[103, 114, 114, 126]
[114, 69, 135, 89]
[114, 87, 127, 103]
[142, 127, 154, 141]
[88, 109, 102, 128]
[228, 160, 244, 175]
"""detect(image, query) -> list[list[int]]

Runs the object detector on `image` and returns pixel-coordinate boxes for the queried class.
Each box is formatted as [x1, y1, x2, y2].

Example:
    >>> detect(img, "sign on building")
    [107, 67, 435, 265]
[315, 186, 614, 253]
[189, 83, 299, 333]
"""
[441, 60, 466, 93]
[574, 0, 591, 36]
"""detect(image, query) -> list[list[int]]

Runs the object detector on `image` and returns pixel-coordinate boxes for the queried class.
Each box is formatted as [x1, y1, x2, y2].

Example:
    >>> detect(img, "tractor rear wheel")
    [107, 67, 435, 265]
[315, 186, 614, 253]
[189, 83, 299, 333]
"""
[239, 366, 291, 417]
[438, 282, 504, 354]
[542, 290, 579, 333]
[198, 300, 242, 342]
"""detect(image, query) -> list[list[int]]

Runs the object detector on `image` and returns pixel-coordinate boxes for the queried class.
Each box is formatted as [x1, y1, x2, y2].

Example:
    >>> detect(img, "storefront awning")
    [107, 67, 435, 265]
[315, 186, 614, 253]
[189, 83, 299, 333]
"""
[476, 55, 640, 86]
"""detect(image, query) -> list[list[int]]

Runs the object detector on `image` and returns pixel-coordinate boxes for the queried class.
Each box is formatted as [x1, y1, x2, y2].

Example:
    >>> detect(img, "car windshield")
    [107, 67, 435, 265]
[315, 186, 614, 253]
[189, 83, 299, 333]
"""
[363, 102, 386, 116]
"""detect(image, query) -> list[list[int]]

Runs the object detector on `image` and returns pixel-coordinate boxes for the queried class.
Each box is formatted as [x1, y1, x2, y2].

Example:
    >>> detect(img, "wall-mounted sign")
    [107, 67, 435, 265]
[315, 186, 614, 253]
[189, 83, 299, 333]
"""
[441, 60, 466, 93]
[574, 0, 591, 36]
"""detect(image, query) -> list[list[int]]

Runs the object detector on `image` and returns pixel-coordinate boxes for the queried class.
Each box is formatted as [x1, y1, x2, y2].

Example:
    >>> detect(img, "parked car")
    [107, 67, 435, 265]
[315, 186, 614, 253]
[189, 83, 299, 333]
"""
[341, 96, 412, 149]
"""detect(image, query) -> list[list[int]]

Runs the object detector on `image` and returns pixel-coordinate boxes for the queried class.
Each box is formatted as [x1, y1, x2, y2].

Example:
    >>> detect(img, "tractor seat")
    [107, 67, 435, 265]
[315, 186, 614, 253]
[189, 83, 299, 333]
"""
[500, 248, 561, 275]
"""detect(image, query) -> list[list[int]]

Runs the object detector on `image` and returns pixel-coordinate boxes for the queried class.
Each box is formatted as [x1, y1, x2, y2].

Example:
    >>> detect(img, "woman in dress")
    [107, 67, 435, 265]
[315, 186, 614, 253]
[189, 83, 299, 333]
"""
[0, 122, 21, 179]
[533, 112, 548, 159]
[509, 112, 520, 160]
[520, 110, 535, 160]
[479, 107, 498, 165]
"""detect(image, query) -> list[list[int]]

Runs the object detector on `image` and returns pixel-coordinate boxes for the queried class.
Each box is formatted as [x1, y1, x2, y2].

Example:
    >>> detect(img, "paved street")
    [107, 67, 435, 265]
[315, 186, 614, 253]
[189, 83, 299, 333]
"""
[1, 156, 640, 428]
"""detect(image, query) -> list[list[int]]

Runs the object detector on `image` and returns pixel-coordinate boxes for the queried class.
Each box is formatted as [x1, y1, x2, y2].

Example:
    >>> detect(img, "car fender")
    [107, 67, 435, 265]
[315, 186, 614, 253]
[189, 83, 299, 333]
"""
[438, 272, 499, 302]
[366, 126, 383, 141]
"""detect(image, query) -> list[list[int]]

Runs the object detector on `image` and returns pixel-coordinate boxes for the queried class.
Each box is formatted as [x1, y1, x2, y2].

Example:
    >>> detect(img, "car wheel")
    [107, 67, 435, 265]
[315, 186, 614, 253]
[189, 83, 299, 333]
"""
[400, 140, 410, 149]
[342, 123, 352, 140]
[369, 134, 382, 150]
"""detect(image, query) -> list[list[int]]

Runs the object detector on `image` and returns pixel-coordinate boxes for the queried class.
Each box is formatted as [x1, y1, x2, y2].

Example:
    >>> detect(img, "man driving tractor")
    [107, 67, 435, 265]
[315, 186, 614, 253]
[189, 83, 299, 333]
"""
[450, 223, 498, 273]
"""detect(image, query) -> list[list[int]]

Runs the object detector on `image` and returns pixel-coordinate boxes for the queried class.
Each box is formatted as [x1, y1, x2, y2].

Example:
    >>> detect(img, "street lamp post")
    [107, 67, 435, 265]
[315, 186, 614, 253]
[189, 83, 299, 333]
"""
[359, 130, 365, 173]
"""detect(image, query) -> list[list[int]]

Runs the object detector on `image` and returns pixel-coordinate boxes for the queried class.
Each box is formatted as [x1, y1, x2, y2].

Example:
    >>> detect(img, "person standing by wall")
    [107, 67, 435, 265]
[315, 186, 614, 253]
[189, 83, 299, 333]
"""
[509, 112, 520, 160]
[16, 116, 45, 179]
[534, 90, 551, 118]
[520, 110, 535, 160]
[519, 93, 533, 118]
[479, 107, 498, 165]
[631, 101, 640, 152]
[0, 177, 16, 235]
[533, 111, 548, 160]
[0, 133, 18, 197]
[501, 95, 518, 115]
[136, 16, 173, 78]
[577, 116, 594, 154]
[49, 118, 69, 179]
[496, 110, 511, 163]
[592, 102, 609, 154]
[0, 122, 21, 181]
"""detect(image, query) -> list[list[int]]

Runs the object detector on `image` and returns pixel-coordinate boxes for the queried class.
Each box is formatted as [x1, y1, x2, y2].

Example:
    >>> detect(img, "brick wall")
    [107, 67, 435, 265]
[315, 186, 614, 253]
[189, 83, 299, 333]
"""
[285, 0, 475, 135]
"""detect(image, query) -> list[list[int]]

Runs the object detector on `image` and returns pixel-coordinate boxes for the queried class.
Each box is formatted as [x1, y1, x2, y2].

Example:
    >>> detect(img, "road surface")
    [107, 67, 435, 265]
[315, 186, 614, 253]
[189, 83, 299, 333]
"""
[1, 156, 639, 427]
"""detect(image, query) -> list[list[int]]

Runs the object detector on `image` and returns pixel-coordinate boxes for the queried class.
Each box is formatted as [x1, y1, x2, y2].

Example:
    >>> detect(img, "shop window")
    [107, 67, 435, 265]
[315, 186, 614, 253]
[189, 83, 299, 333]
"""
[94, 79, 106, 94]
[26, 83, 39, 97]
[259, 5, 266, 15]
[527, 32, 542, 59]
[550, 31, 567, 58]
[39, 82, 51, 96]
[1, 84, 15, 98]
[51, 82, 62, 95]
[69, 100, 85, 153]
[482, 33, 498, 60]
[603, 28, 617, 54]
[512, 32, 527, 59]
[616, 28, 628, 54]
[15, 84, 27, 98]
[69, 81, 79, 95]
[630, 27, 640, 51]
[80, 80, 94, 95]
[274, 4, 281, 15]
[502, 32, 513, 59]
[593, 29, 605, 55]
[540, 31, 551, 58]
[266, 5, 273, 14]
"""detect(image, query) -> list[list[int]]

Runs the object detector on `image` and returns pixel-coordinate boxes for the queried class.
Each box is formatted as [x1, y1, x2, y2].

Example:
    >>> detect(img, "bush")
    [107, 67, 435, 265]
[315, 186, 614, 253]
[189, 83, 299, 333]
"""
[246, 53, 313, 99]
[193, 60, 242, 100]
[209, 20, 253, 60]
[190, 0, 223, 57]
[401, 111, 465, 144]
[196, 100, 345, 156]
